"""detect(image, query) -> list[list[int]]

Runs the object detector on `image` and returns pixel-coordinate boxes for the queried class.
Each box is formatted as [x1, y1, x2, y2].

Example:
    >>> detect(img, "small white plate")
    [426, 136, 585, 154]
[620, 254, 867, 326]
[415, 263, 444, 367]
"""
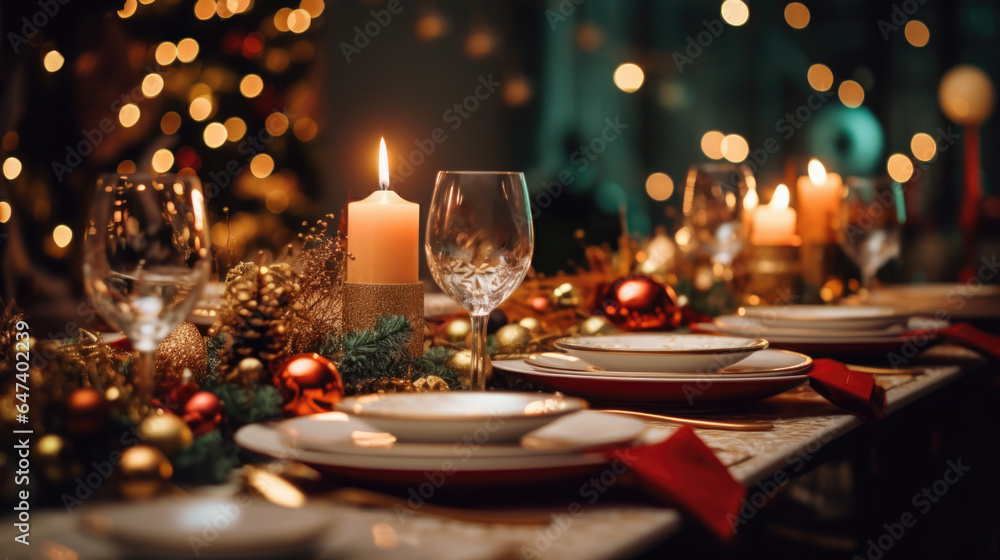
[553, 334, 767, 373]
[333, 392, 588, 444]
[865, 283, 1000, 319]
[82, 497, 331, 559]
[741, 305, 908, 330]
[713, 315, 909, 338]
[525, 349, 811, 378]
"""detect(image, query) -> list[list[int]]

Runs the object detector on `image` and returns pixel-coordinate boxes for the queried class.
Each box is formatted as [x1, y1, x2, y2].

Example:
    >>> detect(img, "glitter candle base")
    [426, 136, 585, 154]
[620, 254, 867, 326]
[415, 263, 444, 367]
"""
[343, 282, 424, 357]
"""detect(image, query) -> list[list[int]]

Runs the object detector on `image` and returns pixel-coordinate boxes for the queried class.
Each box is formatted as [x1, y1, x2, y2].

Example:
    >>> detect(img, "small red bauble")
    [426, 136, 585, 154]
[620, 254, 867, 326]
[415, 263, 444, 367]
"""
[600, 275, 682, 331]
[65, 387, 109, 435]
[275, 353, 345, 416]
[182, 391, 224, 436]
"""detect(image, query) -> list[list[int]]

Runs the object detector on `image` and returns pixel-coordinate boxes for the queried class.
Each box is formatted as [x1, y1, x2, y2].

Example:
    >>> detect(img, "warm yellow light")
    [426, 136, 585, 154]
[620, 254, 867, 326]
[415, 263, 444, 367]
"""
[293, 118, 318, 142]
[807, 159, 828, 185]
[645, 172, 674, 201]
[301, 0, 325, 18]
[722, 134, 749, 163]
[119, 104, 141, 128]
[701, 130, 725, 160]
[225, 117, 247, 142]
[119, 0, 138, 18]
[415, 12, 447, 41]
[194, 0, 215, 20]
[905, 20, 930, 47]
[203, 122, 227, 148]
[3, 157, 22, 180]
[161, 111, 181, 135]
[265, 190, 289, 214]
[141, 73, 164, 98]
[288, 9, 312, 33]
[43, 51, 65, 72]
[265, 113, 289, 136]
[152, 149, 174, 173]
[770, 185, 790, 209]
[53, 225, 73, 248]
[807, 64, 834, 92]
[784, 2, 809, 29]
[189, 97, 212, 121]
[118, 160, 136, 174]
[721, 0, 749, 27]
[0, 201, 11, 223]
[239, 74, 264, 98]
[910, 132, 937, 162]
[155, 42, 177, 66]
[378, 138, 389, 189]
[250, 154, 275, 178]
[613, 63, 644, 93]
[887, 154, 914, 183]
[177, 38, 200, 63]
[838, 80, 864, 108]
[743, 189, 759, 211]
[274, 8, 292, 32]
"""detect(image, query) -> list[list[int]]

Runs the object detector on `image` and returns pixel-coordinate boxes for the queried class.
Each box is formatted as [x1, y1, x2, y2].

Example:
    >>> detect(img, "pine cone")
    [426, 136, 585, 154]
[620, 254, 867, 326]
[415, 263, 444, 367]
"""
[212, 262, 301, 383]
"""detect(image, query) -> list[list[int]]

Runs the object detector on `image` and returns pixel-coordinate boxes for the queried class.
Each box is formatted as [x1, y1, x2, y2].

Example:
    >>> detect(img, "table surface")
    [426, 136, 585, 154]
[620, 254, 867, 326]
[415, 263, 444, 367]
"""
[1, 345, 983, 560]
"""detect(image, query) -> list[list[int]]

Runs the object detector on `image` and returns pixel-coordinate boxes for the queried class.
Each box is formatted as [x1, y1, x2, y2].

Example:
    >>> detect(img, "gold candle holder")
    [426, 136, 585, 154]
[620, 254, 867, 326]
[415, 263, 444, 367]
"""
[343, 282, 424, 357]
[740, 245, 802, 305]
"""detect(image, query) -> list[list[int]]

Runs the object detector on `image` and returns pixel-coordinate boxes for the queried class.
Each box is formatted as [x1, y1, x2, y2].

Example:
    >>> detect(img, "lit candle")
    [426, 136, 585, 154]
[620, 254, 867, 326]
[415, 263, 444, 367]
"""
[346, 138, 419, 284]
[751, 184, 798, 246]
[795, 159, 842, 243]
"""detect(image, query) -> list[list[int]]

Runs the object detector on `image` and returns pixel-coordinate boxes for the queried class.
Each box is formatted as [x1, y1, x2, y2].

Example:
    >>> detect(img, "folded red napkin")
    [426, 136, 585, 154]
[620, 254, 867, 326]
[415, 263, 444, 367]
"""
[934, 323, 1000, 360]
[614, 426, 745, 540]
[807, 359, 887, 420]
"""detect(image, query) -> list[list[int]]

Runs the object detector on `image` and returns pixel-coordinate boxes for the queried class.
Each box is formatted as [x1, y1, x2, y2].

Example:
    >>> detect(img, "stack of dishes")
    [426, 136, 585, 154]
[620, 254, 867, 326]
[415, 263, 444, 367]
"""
[693, 305, 948, 356]
[864, 283, 1000, 321]
[235, 392, 655, 486]
[493, 334, 812, 410]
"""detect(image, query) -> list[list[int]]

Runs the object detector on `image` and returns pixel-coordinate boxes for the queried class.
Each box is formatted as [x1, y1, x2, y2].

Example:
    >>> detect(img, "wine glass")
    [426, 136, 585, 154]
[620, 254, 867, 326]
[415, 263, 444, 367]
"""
[83, 173, 212, 407]
[681, 162, 755, 266]
[836, 176, 902, 292]
[426, 172, 534, 390]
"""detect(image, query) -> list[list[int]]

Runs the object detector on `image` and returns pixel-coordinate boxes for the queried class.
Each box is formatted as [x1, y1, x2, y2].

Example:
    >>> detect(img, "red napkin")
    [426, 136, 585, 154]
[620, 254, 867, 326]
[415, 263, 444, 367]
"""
[613, 425, 745, 540]
[934, 323, 1000, 360]
[807, 359, 887, 420]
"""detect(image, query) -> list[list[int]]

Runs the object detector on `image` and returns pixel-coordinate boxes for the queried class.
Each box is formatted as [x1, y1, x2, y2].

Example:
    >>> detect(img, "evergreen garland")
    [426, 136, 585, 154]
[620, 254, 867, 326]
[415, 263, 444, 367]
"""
[212, 383, 284, 429]
[173, 430, 241, 485]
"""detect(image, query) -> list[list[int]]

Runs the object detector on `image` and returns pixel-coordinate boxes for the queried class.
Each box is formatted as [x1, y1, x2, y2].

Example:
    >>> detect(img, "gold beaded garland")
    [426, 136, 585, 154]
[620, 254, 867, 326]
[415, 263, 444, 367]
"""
[155, 322, 207, 395]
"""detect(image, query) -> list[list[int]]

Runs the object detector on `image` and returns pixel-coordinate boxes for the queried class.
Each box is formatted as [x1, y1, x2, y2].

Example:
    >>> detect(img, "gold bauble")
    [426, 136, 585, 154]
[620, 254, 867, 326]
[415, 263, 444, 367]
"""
[519, 317, 542, 333]
[445, 317, 472, 342]
[155, 322, 207, 396]
[138, 414, 194, 456]
[445, 350, 493, 386]
[119, 445, 173, 500]
[579, 315, 617, 336]
[237, 357, 266, 385]
[36, 434, 81, 483]
[495, 324, 532, 355]
[413, 375, 450, 392]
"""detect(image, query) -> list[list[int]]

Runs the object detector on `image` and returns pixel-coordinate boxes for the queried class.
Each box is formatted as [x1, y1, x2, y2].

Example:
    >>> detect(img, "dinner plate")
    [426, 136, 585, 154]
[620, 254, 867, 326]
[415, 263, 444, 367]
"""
[82, 497, 331, 559]
[493, 360, 808, 410]
[235, 423, 625, 486]
[740, 305, 909, 330]
[865, 283, 1000, 320]
[525, 349, 812, 378]
[692, 322, 944, 358]
[553, 334, 767, 373]
[277, 410, 646, 457]
[711, 315, 944, 339]
[333, 392, 587, 444]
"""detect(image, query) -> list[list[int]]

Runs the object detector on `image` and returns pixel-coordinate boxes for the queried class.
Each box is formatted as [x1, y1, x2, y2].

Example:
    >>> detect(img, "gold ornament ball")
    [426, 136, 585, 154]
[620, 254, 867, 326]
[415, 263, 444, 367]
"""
[445, 317, 472, 342]
[495, 324, 532, 354]
[413, 375, 450, 392]
[36, 434, 81, 483]
[119, 445, 173, 500]
[237, 357, 266, 385]
[155, 322, 207, 396]
[138, 414, 194, 456]
[939, 64, 995, 126]
[519, 317, 542, 333]
[579, 315, 617, 336]
[445, 350, 493, 386]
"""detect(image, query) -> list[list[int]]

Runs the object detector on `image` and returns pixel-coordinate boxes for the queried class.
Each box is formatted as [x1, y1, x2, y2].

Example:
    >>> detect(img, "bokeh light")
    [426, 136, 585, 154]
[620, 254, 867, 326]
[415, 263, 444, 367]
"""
[701, 130, 725, 160]
[118, 0, 138, 18]
[250, 154, 275, 178]
[887, 154, 914, 183]
[152, 149, 175, 173]
[43, 50, 65, 72]
[194, 0, 215, 20]
[910, 133, 937, 162]
[905, 20, 930, 47]
[645, 173, 675, 201]
[118, 160, 136, 174]
[119, 104, 141, 127]
[52, 225, 73, 248]
[161, 111, 182, 135]
[155, 42, 177, 65]
[274, 8, 292, 32]
[293, 118, 318, 142]
[265, 190, 289, 214]
[288, 9, 312, 33]
[265, 112, 289, 136]
[177, 38, 200, 62]
[141, 73, 164, 98]
[225, 117, 247, 142]
[189, 97, 213, 121]
[613, 63, 644, 93]
[0, 201, 11, 223]
[807, 64, 834, 91]
[838, 80, 865, 108]
[203, 122, 228, 148]
[240, 74, 264, 98]
[721, 0, 749, 27]
[784, 2, 810, 29]
[3, 157, 22, 180]
[722, 134, 749, 163]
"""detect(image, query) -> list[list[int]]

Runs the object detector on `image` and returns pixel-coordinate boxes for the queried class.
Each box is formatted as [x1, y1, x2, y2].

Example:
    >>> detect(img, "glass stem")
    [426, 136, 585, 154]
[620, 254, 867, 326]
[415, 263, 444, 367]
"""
[470, 313, 490, 391]
[135, 349, 155, 409]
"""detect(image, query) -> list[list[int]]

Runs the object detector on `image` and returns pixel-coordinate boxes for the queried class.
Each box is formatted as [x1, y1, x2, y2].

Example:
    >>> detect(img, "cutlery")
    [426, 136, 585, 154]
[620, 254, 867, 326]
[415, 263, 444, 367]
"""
[599, 409, 774, 431]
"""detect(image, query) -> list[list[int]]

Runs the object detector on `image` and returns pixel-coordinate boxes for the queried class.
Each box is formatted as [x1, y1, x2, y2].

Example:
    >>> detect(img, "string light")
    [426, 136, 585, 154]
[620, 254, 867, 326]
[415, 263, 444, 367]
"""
[154, 42, 177, 65]
[887, 154, 914, 183]
[645, 173, 675, 201]
[293, 118, 318, 142]
[288, 9, 311, 33]
[161, 112, 182, 135]
[701, 130, 725, 160]
[118, 0, 138, 18]
[194, 0, 215, 20]
[0, 201, 11, 223]
[613, 63, 644, 93]
[910, 133, 937, 162]
[177, 38, 200, 62]
[838, 80, 864, 108]
[119, 104, 141, 127]
[721, 0, 749, 27]
[240, 74, 264, 98]
[722, 134, 749, 163]
[225, 117, 247, 142]
[189, 97, 213, 121]
[265, 112, 289, 136]
[152, 149, 174, 173]
[807, 64, 834, 91]
[141, 73, 164, 98]
[3, 157, 22, 180]
[905, 20, 930, 47]
[250, 154, 275, 178]
[203, 122, 227, 148]
[43, 50, 65, 72]
[53, 225, 73, 248]
[784, 2, 809, 29]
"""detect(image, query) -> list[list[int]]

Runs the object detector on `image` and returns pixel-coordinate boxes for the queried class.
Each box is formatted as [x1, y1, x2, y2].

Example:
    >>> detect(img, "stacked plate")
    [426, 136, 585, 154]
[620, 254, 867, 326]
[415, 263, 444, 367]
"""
[235, 393, 655, 486]
[865, 283, 1000, 321]
[693, 305, 948, 356]
[493, 334, 812, 410]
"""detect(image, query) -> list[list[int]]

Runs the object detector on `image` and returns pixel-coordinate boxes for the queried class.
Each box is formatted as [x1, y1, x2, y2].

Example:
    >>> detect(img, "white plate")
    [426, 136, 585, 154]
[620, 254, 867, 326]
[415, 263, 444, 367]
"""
[525, 349, 811, 378]
[740, 305, 909, 330]
[865, 283, 1000, 319]
[553, 334, 767, 373]
[713, 315, 911, 338]
[333, 392, 588, 444]
[82, 497, 330, 559]
[278, 410, 644, 457]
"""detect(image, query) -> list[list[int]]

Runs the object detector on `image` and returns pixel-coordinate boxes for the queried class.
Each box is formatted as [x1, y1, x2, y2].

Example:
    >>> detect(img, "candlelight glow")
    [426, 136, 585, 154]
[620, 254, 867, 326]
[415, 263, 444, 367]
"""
[770, 184, 790, 209]
[379, 138, 389, 190]
[807, 159, 828, 185]
[743, 189, 759, 211]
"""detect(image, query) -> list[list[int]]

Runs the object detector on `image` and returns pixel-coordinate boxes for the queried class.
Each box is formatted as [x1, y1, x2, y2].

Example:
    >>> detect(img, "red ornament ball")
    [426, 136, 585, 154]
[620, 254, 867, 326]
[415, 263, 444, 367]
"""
[182, 391, 224, 436]
[65, 387, 109, 435]
[275, 353, 345, 416]
[600, 275, 682, 331]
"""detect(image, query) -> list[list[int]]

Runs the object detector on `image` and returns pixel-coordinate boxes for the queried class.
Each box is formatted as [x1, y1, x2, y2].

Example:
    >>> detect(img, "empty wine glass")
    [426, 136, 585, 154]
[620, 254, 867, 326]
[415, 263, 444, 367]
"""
[681, 162, 755, 266]
[426, 172, 534, 390]
[836, 176, 903, 292]
[83, 173, 212, 407]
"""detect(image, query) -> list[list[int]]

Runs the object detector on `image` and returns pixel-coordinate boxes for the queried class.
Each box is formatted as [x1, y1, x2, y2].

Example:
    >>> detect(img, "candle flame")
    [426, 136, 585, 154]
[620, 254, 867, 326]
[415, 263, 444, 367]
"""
[771, 184, 790, 209]
[743, 189, 759, 211]
[807, 159, 828, 186]
[378, 137, 389, 190]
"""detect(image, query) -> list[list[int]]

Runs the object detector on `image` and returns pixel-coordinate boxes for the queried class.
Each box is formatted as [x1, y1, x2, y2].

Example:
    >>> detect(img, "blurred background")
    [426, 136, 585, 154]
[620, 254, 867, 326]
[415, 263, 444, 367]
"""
[1, 0, 998, 327]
